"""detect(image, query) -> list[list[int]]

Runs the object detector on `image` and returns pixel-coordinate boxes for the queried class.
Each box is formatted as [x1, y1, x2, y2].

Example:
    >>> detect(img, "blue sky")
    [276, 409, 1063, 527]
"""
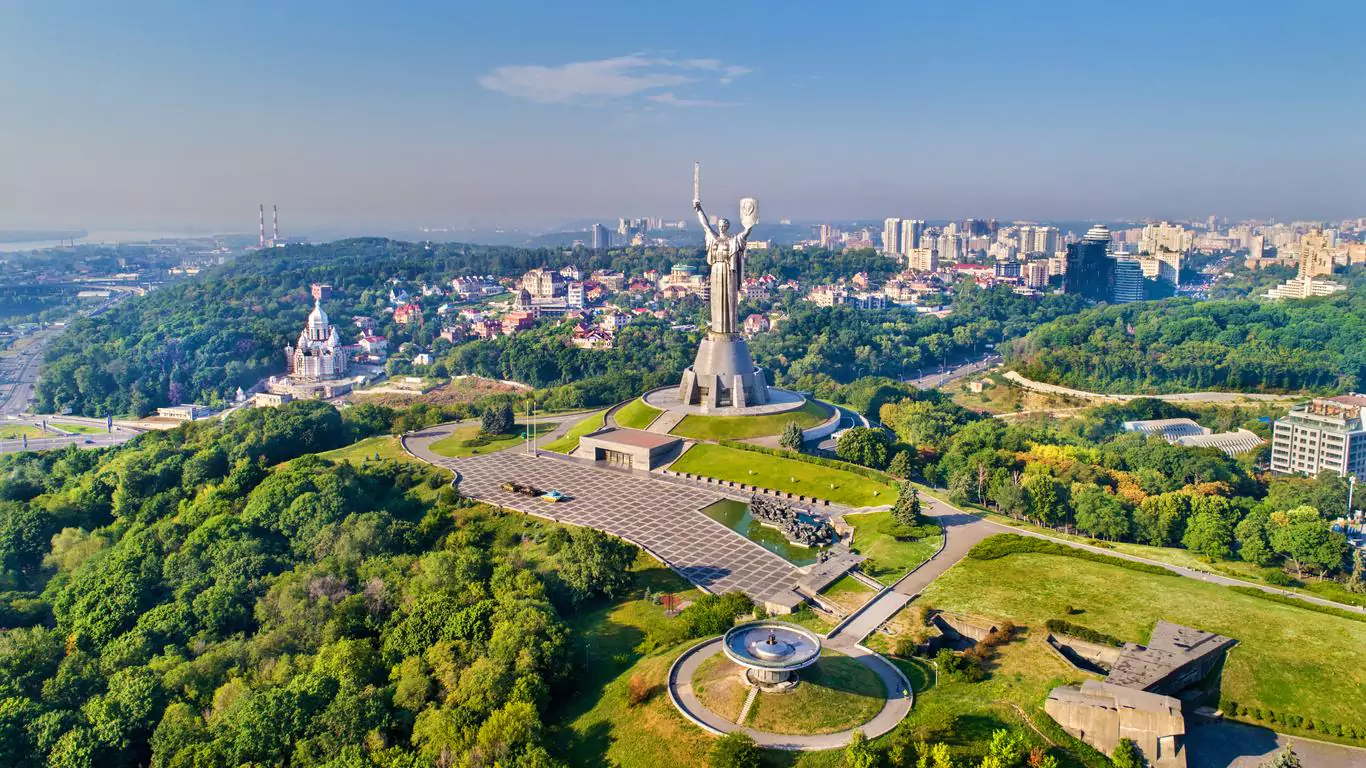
[1, 1, 1363, 231]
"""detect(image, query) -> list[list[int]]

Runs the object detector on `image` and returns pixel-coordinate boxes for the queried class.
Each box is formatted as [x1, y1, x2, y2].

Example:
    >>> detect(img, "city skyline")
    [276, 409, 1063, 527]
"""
[2, 1, 1364, 232]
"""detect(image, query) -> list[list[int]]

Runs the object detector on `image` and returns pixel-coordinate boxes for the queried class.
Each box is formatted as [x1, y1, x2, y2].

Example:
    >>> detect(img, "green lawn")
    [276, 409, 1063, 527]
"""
[968, 507, 1366, 609]
[428, 421, 554, 457]
[52, 421, 104, 434]
[745, 650, 886, 735]
[615, 399, 663, 430]
[0, 424, 42, 439]
[542, 411, 606, 454]
[316, 435, 415, 465]
[670, 398, 831, 440]
[693, 654, 749, 722]
[846, 511, 944, 585]
[919, 543, 1366, 743]
[669, 443, 896, 507]
[819, 574, 878, 614]
[555, 555, 719, 768]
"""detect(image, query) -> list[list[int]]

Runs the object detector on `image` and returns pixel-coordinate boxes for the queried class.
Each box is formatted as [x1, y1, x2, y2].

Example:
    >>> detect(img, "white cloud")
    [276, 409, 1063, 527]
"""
[647, 93, 737, 108]
[478, 54, 751, 105]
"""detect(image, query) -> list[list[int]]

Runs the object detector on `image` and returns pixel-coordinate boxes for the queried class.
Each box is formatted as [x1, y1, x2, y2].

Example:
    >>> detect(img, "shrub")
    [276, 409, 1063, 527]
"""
[915, 602, 935, 627]
[893, 634, 921, 658]
[627, 674, 652, 707]
[1045, 619, 1123, 647]
[1262, 570, 1300, 587]
[709, 732, 761, 768]
[1227, 586, 1366, 625]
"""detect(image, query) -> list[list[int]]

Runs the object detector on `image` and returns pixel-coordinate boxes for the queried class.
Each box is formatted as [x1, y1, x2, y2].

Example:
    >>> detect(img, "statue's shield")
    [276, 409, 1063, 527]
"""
[740, 197, 759, 229]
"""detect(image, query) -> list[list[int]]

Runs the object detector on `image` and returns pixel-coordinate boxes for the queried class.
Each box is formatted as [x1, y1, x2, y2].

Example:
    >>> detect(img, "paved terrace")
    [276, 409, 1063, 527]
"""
[406, 422, 803, 608]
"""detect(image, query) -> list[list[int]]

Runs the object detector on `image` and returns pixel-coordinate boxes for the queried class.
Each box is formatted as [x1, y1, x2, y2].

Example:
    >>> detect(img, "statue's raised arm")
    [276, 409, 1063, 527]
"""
[694, 199, 718, 241]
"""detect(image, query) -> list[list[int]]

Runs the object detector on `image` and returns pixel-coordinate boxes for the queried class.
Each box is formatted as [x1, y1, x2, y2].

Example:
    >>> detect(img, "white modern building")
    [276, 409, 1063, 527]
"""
[1272, 395, 1366, 479]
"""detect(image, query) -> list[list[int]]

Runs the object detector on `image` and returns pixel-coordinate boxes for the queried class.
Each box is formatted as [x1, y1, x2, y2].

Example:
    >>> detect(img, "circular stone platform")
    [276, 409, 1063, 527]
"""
[723, 622, 822, 688]
[643, 385, 809, 417]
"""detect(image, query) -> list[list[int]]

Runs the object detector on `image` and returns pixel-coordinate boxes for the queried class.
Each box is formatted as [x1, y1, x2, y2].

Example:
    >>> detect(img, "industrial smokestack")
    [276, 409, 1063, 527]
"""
[273, 204, 279, 243]
[258, 204, 265, 247]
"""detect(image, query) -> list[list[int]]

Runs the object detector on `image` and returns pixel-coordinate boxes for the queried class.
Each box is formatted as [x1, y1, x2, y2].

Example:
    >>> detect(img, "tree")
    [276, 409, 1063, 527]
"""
[989, 477, 1028, 519]
[481, 403, 515, 436]
[986, 729, 1025, 768]
[709, 732, 760, 768]
[1270, 507, 1349, 578]
[1111, 738, 1144, 768]
[1133, 493, 1188, 547]
[887, 449, 914, 480]
[1023, 475, 1066, 528]
[1259, 745, 1302, 768]
[1182, 510, 1235, 560]
[844, 730, 878, 768]
[893, 485, 923, 528]
[837, 427, 892, 470]
[557, 528, 638, 605]
[1347, 549, 1366, 595]
[1071, 487, 1131, 541]
[779, 421, 804, 451]
[1235, 511, 1276, 566]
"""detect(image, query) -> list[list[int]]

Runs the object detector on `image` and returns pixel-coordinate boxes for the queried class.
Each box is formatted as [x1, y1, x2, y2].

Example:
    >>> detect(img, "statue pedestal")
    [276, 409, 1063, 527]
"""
[678, 333, 770, 411]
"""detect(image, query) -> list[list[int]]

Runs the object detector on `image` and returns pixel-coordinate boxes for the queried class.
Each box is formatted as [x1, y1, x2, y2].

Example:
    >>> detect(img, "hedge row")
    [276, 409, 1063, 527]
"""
[1045, 618, 1123, 648]
[1221, 700, 1366, 741]
[967, 534, 1175, 577]
[1227, 586, 1366, 625]
[716, 439, 900, 486]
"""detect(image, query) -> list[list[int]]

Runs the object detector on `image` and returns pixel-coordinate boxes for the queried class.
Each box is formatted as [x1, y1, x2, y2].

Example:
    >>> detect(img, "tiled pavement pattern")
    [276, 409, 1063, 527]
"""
[425, 451, 802, 605]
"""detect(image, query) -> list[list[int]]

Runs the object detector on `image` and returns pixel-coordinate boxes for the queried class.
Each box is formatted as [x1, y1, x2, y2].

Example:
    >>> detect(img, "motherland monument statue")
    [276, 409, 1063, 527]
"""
[677, 162, 772, 410]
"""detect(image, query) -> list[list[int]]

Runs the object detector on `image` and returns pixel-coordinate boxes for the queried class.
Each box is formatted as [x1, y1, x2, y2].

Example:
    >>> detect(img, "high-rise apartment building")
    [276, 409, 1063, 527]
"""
[819, 224, 834, 248]
[591, 223, 609, 250]
[1112, 258, 1145, 303]
[901, 220, 925, 254]
[1271, 395, 1366, 480]
[907, 247, 938, 272]
[1064, 224, 1114, 301]
[883, 218, 903, 257]
[1024, 261, 1049, 288]
[1299, 229, 1335, 278]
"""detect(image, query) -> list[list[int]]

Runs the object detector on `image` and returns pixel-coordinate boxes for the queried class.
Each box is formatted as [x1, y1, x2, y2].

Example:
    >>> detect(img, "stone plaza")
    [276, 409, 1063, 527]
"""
[410, 442, 805, 611]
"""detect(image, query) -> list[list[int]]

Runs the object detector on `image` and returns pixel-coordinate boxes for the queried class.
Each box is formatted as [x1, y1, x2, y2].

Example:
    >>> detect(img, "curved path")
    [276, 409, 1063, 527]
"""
[667, 635, 912, 750]
[1003, 370, 1300, 404]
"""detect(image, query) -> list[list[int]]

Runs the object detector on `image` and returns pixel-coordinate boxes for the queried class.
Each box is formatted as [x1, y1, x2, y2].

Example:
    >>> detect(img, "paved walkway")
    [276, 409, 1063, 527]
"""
[405, 421, 803, 607]
[1003, 370, 1300, 404]
[1186, 721, 1366, 768]
[667, 634, 913, 750]
[828, 498, 996, 644]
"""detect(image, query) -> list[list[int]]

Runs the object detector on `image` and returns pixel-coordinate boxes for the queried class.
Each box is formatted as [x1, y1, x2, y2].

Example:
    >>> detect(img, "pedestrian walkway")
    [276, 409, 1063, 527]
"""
[667, 634, 913, 750]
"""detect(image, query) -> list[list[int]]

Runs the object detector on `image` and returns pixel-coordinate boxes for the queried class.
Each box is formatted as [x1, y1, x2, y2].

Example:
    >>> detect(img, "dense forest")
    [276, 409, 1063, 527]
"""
[35, 238, 1075, 418]
[0, 401, 755, 767]
[1009, 272, 1366, 394]
[751, 286, 1085, 393]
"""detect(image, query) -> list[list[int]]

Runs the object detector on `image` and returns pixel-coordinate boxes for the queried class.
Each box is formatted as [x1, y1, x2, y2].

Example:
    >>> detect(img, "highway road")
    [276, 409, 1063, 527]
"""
[0, 328, 55, 416]
[902, 352, 1002, 391]
[0, 430, 135, 454]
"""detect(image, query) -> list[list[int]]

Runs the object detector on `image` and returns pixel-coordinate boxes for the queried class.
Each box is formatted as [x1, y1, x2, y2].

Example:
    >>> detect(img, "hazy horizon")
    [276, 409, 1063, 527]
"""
[3, 1, 1363, 232]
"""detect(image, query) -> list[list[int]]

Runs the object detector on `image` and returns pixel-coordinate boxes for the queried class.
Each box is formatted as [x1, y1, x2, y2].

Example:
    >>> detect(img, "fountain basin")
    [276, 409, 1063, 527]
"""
[722, 622, 822, 686]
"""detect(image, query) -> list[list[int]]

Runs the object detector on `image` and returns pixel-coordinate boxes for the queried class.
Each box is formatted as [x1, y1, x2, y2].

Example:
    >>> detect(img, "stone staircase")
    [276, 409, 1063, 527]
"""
[645, 409, 686, 434]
